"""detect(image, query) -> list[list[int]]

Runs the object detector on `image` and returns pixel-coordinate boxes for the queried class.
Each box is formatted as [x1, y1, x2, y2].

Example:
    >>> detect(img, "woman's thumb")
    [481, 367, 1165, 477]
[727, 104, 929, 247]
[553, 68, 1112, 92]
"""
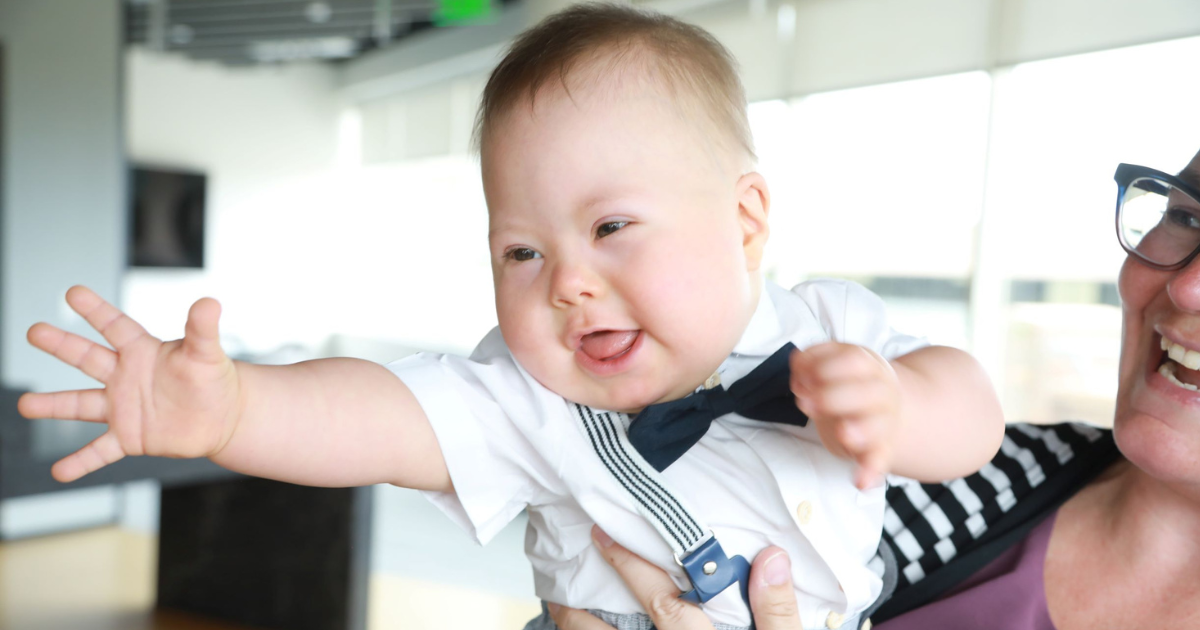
[749, 547, 801, 629]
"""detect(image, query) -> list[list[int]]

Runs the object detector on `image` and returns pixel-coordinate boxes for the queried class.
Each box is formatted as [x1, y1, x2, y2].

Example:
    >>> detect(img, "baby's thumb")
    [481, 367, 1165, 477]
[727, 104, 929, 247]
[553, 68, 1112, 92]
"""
[749, 547, 801, 630]
[184, 297, 225, 361]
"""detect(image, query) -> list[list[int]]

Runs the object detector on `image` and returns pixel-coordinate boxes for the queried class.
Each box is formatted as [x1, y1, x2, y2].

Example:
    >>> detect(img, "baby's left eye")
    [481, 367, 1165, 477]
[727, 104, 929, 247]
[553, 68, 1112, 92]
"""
[596, 221, 629, 238]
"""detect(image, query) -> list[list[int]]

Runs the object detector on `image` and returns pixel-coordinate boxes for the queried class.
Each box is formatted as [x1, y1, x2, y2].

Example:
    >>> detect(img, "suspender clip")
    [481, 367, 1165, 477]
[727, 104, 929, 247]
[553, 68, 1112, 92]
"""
[677, 537, 752, 613]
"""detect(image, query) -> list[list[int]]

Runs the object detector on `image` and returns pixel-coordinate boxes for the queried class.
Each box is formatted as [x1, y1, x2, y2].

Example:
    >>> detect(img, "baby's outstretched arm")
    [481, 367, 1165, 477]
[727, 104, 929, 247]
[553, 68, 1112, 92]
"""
[17, 286, 450, 491]
[790, 344, 1004, 487]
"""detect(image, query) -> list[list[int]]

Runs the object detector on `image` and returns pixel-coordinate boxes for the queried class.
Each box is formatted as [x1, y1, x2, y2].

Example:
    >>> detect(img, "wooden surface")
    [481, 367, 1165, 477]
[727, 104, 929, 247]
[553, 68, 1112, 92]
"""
[0, 527, 541, 630]
[0, 527, 262, 630]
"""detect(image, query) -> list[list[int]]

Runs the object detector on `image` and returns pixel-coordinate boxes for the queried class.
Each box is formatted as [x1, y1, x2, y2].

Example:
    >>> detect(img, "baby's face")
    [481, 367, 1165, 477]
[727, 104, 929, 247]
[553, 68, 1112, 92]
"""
[482, 74, 767, 413]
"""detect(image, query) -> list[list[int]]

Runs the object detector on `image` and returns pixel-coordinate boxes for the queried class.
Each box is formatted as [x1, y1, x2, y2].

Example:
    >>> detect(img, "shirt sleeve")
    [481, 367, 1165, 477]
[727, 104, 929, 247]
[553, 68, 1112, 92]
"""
[386, 328, 563, 545]
[789, 279, 929, 359]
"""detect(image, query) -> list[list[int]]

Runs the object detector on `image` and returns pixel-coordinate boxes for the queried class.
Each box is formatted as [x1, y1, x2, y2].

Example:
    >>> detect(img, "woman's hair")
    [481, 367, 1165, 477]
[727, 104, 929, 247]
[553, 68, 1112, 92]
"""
[473, 2, 755, 164]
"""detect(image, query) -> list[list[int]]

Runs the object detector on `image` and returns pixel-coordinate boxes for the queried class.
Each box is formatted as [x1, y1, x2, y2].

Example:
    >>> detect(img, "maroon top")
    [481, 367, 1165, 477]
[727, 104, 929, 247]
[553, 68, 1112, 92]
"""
[876, 512, 1058, 630]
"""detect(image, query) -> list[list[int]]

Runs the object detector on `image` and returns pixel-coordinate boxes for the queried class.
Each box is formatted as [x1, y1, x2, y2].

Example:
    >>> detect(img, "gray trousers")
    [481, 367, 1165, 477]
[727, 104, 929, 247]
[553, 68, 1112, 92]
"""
[523, 600, 866, 630]
[522, 601, 751, 630]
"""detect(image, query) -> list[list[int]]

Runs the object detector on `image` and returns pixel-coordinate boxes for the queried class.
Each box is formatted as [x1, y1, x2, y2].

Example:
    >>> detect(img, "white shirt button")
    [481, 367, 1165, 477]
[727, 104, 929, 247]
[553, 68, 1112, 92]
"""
[825, 611, 844, 629]
[795, 500, 814, 525]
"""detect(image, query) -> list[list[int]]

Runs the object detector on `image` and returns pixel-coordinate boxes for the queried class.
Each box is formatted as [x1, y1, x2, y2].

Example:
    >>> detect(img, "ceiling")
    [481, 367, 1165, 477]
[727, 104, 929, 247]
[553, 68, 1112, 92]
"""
[125, 0, 504, 66]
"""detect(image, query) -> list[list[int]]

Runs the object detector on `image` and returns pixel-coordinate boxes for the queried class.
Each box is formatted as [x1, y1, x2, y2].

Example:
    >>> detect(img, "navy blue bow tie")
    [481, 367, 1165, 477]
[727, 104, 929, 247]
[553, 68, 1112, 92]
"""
[627, 343, 808, 472]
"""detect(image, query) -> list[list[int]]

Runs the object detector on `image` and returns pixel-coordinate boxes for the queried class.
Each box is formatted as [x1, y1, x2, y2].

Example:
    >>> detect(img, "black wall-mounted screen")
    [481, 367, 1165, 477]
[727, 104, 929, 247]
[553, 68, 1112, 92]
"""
[129, 166, 206, 268]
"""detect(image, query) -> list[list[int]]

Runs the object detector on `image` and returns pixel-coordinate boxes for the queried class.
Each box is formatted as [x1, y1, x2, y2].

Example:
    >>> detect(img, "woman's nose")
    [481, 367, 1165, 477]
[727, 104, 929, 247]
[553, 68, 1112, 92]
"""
[550, 258, 603, 307]
[1166, 255, 1200, 312]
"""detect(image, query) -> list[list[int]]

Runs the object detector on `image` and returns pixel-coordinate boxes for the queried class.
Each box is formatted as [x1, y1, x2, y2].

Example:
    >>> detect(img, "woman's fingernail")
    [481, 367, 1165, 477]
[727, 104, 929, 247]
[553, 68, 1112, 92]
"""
[592, 525, 614, 548]
[762, 551, 791, 586]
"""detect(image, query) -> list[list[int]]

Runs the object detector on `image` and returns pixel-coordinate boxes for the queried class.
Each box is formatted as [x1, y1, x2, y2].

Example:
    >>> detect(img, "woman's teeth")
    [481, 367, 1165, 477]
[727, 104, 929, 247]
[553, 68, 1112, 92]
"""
[1159, 337, 1200, 391]
[1158, 362, 1199, 391]
[1161, 336, 1200, 370]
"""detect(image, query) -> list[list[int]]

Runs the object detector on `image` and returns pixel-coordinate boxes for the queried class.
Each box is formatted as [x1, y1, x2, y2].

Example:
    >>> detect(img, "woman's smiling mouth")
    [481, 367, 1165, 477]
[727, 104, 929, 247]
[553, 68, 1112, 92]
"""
[1157, 335, 1200, 391]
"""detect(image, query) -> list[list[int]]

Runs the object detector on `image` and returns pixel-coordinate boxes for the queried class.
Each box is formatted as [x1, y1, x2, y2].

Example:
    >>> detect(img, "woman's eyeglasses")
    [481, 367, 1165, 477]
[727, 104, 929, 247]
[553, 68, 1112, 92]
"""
[1115, 163, 1200, 270]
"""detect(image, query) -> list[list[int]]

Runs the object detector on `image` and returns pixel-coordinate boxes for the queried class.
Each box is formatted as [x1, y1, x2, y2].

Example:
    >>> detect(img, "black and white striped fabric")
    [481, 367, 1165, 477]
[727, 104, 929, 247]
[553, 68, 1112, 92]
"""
[573, 403, 711, 558]
[873, 422, 1120, 622]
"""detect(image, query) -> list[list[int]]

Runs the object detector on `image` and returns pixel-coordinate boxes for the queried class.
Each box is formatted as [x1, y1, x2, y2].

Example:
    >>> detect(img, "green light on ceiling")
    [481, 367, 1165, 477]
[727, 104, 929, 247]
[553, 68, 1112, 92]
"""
[435, 0, 492, 25]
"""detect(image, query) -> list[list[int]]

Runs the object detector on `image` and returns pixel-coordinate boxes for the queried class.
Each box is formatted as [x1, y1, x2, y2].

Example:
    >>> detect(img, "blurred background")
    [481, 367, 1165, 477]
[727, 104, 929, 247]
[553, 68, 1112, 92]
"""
[1, 0, 1199, 628]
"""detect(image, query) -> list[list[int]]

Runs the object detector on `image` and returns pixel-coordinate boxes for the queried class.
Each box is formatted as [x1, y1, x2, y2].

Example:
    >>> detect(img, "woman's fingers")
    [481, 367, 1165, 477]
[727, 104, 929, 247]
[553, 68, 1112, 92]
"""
[26, 323, 117, 384]
[547, 603, 616, 630]
[182, 297, 225, 363]
[579, 529, 804, 630]
[748, 547, 802, 630]
[591, 526, 714, 630]
[17, 389, 109, 422]
[66, 285, 151, 352]
[50, 431, 127, 483]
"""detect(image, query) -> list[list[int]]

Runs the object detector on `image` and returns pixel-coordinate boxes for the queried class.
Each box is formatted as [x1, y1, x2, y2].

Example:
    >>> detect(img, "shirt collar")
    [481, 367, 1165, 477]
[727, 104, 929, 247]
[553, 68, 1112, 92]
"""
[730, 281, 789, 358]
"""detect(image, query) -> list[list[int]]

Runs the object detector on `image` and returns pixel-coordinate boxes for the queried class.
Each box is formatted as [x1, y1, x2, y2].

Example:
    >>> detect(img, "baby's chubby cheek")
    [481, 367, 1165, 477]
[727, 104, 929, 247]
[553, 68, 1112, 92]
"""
[493, 294, 556, 361]
[631, 231, 750, 350]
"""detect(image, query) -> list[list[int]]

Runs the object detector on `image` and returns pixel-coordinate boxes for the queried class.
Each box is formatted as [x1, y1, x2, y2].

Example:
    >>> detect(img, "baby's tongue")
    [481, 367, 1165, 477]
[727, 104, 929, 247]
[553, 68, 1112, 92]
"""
[580, 330, 639, 361]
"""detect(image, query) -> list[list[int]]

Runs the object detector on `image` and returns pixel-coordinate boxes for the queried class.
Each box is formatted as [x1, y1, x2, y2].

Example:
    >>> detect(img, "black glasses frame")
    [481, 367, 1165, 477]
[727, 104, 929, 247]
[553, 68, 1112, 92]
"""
[1115, 162, 1200, 271]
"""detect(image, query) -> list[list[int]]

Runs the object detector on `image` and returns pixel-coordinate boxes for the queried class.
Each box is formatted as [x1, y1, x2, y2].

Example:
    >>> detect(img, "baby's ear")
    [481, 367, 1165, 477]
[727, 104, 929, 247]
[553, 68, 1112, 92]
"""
[736, 172, 770, 271]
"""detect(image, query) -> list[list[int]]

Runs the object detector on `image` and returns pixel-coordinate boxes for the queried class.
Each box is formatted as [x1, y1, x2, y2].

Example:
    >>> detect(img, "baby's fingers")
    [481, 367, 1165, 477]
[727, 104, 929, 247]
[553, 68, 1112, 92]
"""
[66, 285, 151, 353]
[790, 343, 880, 390]
[183, 298, 225, 363]
[837, 417, 890, 489]
[27, 323, 117, 384]
[51, 431, 126, 483]
[806, 380, 894, 419]
[854, 447, 889, 490]
[18, 389, 109, 422]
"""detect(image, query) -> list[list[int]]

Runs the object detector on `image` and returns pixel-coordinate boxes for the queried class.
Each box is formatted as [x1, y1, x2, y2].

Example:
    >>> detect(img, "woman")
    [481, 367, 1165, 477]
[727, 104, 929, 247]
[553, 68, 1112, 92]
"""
[554, 149, 1200, 629]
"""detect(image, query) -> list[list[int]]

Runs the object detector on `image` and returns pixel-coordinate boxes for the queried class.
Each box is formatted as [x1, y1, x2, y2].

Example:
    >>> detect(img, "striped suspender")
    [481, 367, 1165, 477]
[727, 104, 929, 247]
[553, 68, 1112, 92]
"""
[573, 404, 755, 619]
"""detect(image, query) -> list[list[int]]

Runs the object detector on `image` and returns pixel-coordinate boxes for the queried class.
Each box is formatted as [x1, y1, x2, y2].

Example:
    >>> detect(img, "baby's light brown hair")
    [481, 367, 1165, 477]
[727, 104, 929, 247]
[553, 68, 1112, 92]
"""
[473, 2, 755, 167]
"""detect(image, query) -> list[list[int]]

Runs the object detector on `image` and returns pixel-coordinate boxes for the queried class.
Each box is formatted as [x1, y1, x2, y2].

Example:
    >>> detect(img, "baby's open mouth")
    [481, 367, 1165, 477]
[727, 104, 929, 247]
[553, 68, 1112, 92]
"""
[1158, 336, 1200, 391]
[580, 330, 640, 362]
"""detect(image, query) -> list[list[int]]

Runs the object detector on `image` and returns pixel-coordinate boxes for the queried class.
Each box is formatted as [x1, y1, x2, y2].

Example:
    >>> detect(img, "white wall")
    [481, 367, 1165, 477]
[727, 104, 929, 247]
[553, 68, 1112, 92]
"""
[124, 49, 497, 358]
[123, 49, 345, 353]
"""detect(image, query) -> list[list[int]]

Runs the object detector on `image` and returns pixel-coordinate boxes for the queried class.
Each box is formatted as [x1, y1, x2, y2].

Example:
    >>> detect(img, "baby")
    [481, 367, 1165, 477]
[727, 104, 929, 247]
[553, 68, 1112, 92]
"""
[18, 4, 1004, 630]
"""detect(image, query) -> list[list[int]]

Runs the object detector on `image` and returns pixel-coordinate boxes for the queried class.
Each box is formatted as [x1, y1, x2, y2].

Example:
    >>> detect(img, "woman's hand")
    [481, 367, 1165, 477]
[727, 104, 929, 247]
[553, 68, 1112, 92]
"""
[549, 526, 801, 629]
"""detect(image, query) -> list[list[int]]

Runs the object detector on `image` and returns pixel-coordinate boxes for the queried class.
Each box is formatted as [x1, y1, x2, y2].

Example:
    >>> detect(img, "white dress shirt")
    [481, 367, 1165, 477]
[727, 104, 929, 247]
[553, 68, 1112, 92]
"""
[388, 279, 926, 629]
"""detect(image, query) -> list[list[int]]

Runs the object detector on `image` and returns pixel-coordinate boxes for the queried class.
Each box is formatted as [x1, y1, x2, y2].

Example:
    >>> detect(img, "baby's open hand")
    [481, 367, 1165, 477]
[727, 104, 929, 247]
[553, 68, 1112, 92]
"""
[17, 286, 242, 483]
[789, 342, 901, 489]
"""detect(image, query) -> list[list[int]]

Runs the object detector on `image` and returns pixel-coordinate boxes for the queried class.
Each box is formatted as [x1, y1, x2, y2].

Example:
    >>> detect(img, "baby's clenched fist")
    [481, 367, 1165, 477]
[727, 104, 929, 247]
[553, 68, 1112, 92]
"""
[788, 342, 901, 489]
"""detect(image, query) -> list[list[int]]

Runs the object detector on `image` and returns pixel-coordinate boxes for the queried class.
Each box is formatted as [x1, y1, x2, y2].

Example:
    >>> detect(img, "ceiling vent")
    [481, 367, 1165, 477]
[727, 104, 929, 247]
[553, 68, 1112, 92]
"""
[126, 0, 501, 65]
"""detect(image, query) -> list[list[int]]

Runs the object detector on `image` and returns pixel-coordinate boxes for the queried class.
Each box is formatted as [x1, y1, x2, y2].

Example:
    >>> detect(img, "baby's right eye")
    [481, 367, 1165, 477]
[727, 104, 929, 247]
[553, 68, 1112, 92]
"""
[506, 247, 542, 262]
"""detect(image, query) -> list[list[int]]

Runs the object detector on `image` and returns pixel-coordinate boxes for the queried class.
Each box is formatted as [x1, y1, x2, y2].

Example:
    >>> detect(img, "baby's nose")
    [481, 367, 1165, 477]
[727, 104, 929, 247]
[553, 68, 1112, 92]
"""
[549, 260, 603, 307]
